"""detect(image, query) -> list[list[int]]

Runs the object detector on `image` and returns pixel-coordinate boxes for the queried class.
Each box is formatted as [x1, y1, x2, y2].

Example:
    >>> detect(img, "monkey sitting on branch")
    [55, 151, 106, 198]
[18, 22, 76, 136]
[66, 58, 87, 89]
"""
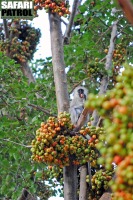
[70, 86, 89, 126]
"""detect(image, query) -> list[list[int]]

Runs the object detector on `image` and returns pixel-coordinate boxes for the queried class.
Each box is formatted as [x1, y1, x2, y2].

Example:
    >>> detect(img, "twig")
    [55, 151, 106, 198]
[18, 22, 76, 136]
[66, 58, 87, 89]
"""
[69, 77, 90, 94]
[61, 18, 68, 26]
[1, 138, 31, 148]
[95, 26, 111, 45]
[28, 103, 56, 116]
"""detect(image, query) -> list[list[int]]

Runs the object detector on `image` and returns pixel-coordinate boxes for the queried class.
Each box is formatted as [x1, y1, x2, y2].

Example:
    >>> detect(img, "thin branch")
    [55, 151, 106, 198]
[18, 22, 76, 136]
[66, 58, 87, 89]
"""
[69, 77, 90, 94]
[64, 0, 80, 44]
[61, 18, 68, 26]
[99, 56, 106, 63]
[95, 26, 112, 45]
[1, 138, 31, 148]
[28, 103, 56, 116]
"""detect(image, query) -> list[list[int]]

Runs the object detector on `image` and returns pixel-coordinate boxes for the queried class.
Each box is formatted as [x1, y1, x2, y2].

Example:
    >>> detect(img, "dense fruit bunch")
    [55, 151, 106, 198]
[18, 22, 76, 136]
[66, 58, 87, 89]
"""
[47, 165, 63, 184]
[31, 112, 101, 167]
[0, 21, 41, 63]
[34, 0, 70, 16]
[110, 155, 133, 200]
[85, 64, 133, 199]
[87, 61, 106, 79]
[87, 169, 113, 200]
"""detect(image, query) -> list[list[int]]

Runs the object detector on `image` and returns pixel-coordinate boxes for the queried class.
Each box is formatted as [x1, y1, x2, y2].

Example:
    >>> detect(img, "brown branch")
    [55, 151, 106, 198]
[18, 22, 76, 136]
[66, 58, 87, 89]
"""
[74, 107, 91, 132]
[118, 0, 133, 25]
[99, 192, 111, 200]
[64, 0, 80, 44]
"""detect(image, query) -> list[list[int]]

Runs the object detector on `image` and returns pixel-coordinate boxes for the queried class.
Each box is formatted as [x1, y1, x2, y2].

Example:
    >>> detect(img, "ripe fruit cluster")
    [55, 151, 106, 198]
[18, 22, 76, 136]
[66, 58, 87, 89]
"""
[85, 64, 133, 199]
[87, 169, 113, 200]
[31, 112, 101, 167]
[110, 155, 133, 200]
[104, 43, 126, 67]
[0, 21, 40, 63]
[34, 0, 70, 16]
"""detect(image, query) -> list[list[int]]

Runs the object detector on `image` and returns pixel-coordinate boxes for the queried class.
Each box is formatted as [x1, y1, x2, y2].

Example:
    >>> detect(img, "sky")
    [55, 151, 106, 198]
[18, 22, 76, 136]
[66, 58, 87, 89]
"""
[32, 10, 52, 59]
[32, 9, 68, 61]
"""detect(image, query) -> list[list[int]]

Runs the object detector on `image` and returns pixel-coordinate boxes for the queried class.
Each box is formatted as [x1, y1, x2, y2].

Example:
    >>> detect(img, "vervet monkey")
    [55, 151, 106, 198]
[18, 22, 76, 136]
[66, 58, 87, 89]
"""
[70, 86, 89, 125]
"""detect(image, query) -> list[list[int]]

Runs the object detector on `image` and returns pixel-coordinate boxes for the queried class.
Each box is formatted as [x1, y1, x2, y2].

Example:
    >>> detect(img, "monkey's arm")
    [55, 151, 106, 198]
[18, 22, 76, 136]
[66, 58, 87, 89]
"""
[70, 105, 84, 125]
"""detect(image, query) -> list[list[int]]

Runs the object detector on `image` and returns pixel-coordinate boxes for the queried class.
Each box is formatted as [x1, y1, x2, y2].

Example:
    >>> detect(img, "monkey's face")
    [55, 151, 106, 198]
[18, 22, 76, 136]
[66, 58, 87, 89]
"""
[78, 88, 86, 100]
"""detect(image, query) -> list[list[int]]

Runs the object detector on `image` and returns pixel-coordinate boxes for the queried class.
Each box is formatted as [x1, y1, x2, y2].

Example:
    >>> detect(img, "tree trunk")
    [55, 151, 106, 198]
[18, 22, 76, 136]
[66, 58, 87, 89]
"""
[79, 165, 87, 200]
[49, 12, 77, 200]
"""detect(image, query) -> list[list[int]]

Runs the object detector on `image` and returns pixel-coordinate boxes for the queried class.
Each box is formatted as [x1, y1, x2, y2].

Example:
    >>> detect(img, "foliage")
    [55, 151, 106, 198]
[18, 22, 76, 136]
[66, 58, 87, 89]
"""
[0, 53, 56, 199]
[64, 0, 133, 92]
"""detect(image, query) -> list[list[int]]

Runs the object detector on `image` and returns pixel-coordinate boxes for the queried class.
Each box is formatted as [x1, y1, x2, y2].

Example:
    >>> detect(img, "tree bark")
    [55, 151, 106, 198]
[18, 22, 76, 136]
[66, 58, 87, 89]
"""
[79, 165, 87, 200]
[49, 12, 77, 200]
[21, 62, 35, 84]
[49, 12, 69, 113]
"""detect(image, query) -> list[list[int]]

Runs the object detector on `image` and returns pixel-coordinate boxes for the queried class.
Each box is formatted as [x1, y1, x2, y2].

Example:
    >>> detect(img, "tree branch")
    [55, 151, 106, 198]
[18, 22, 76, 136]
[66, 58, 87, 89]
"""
[91, 20, 118, 126]
[99, 192, 111, 200]
[61, 18, 68, 26]
[64, 0, 80, 44]
[69, 77, 90, 94]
